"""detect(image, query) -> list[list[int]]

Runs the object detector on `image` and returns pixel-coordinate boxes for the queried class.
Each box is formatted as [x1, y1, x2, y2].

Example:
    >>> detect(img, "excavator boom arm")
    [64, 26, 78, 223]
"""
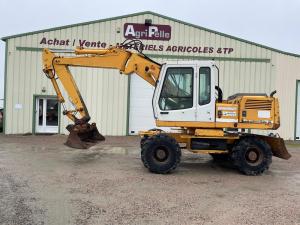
[42, 46, 161, 123]
[42, 45, 161, 149]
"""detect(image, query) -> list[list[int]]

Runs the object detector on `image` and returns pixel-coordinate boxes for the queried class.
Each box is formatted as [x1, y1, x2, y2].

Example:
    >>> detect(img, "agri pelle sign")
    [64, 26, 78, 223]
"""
[124, 23, 171, 41]
[38, 22, 234, 55]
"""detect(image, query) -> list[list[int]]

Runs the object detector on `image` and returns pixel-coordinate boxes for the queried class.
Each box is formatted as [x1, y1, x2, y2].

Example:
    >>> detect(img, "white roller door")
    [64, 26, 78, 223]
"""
[128, 75, 157, 135]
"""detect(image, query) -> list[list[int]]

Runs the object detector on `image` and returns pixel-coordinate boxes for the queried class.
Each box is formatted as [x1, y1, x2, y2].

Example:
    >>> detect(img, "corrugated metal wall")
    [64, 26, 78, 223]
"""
[274, 53, 300, 139]
[4, 12, 300, 138]
[5, 40, 129, 135]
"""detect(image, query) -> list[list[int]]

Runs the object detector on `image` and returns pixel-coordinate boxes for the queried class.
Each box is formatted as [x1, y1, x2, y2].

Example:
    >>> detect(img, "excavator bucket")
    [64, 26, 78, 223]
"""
[259, 135, 291, 160]
[65, 123, 105, 149]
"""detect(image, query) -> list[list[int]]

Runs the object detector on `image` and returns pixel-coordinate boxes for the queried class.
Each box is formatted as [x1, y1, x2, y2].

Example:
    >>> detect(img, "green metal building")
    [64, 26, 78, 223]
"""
[2, 11, 300, 140]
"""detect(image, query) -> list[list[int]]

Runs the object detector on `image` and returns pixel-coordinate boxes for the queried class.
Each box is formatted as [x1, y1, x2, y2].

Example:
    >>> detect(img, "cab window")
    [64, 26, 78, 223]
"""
[159, 67, 193, 110]
[199, 67, 211, 105]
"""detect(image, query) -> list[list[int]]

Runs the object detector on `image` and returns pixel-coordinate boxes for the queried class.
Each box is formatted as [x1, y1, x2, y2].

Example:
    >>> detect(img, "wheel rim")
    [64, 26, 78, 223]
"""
[245, 147, 263, 166]
[153, 147, 169, 162]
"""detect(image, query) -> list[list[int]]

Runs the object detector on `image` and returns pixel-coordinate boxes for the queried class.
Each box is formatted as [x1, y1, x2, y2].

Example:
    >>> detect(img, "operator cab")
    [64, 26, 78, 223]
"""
[153, 61, 218, 123]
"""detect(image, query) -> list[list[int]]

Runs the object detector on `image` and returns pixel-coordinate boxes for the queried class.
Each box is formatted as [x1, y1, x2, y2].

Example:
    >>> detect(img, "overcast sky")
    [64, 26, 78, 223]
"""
[0, 0, 299, 107]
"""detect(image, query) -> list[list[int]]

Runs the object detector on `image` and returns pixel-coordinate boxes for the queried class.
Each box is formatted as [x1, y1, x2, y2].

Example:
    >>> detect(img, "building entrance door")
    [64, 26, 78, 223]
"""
[36, 97, 59, 133]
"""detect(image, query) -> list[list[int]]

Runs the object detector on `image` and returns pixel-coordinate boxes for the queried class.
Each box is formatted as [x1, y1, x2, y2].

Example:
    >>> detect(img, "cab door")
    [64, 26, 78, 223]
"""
[196, 64, 216, 122]
[154, 65, 197, 121]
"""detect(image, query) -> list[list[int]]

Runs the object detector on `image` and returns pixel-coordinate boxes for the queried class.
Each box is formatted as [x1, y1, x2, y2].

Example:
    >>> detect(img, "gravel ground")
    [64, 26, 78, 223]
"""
[0, 134, 299, 225]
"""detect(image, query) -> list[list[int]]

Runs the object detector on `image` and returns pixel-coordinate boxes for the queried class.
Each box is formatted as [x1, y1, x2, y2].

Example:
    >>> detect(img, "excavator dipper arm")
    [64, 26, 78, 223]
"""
[42, 44, 161, 149]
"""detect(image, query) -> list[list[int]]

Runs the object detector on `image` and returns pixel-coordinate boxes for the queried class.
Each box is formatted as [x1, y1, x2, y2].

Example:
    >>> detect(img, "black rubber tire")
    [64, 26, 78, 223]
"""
[231, 137, 272, 175]
[140, 136, 148, 148]
[140, 129, 164, 148]
[140, 129, 165, 168]
[140, 136, 149, 168]
[210, 153, 230, 161]
[141, 134, 181, 174]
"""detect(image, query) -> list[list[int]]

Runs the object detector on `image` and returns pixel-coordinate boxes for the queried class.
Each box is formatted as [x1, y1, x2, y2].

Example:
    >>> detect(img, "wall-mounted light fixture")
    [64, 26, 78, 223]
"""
[145, 19, 152, 26]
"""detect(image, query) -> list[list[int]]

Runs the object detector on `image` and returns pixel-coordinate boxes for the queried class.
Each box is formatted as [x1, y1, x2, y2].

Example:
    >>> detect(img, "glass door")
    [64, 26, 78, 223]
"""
[196, 65, 215, 122]
[36, 97, 59, 133]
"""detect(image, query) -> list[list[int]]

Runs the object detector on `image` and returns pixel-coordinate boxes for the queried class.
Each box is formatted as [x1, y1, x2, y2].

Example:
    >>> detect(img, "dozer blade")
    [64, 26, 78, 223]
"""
[259, 135, 291, 160]
[65, 123, 105, 149]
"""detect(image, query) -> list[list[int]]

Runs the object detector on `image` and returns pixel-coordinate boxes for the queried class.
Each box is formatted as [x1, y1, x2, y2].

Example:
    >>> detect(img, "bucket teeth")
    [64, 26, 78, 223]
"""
[65, 123, 105, 149]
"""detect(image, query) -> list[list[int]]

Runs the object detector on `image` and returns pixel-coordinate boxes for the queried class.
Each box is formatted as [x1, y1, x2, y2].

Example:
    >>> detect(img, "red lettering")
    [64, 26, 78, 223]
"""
[79, 39, 85, 47]
[148, 44, 154, 51]
[91, 42, 97, 47]
[186, 47, 192, 52]
[53, 38, 59, 45]
[40, 37, 46, 44]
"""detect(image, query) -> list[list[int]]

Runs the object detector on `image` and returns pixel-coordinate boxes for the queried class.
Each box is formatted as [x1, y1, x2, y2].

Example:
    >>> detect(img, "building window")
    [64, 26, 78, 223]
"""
[159, 67, 194, 110]
[199, 67, 211, 105]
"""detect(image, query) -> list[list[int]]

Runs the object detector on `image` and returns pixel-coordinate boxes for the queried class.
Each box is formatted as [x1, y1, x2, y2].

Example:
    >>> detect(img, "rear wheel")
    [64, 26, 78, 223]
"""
[231, 137, 272, 175]
[141, 134, 181, 174]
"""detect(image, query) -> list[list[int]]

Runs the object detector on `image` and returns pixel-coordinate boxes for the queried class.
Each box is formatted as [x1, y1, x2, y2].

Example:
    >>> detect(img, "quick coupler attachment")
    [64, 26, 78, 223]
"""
[65, 123, 105, 149]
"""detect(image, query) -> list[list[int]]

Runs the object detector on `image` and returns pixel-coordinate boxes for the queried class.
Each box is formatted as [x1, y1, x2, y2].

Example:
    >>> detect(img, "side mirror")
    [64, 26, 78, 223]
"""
[270, 90, 277, 97]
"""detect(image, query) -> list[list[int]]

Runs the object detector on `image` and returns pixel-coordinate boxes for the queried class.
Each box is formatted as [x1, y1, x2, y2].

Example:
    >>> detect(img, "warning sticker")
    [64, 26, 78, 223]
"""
[258, 110, 271, 118]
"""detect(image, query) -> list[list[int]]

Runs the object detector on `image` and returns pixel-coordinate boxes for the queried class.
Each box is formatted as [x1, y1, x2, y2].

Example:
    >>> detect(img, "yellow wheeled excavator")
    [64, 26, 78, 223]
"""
[42, 39, 291, 175]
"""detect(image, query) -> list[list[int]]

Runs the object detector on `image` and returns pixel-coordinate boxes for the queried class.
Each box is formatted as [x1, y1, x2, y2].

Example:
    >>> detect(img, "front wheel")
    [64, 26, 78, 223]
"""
[140, 128, 164, 148]
[141, 134, 181, 174]
[231, 137, 272, 175]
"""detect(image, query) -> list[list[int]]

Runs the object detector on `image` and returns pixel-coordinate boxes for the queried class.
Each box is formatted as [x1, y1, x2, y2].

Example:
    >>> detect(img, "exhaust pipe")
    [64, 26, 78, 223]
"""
[65, 123, 105, 149]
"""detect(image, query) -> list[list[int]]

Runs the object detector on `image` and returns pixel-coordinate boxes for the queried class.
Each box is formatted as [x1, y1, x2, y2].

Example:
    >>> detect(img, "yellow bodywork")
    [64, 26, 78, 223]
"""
[42, 44, 290, 160]
[42, 45, 280, 130]
[156, 96, 280, 130]
[195, 129, 224, 137]
[227, 95, 280, 129]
